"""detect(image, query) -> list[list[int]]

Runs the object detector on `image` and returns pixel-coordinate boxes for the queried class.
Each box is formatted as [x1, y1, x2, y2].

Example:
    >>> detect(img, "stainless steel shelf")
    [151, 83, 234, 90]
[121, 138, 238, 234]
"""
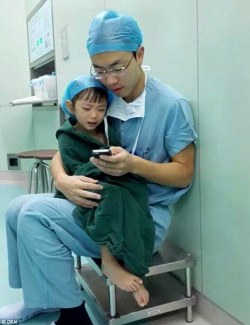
[75, 240, 196, 324]
[76, 265, 196, 325]
[9, 96, 57, 106]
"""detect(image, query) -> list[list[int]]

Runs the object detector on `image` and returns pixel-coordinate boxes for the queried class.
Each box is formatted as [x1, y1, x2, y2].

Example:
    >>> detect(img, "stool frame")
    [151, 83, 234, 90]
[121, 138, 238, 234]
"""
[28, 159, 51, 193]
[75, 239, 196, 324]
[17, 149, 57, 194]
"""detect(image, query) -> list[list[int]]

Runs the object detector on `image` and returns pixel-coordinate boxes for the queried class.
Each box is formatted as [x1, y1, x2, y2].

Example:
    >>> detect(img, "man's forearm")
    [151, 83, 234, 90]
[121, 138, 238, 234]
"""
[51, 151, 66, 182]
[130, 144, 195, 188]
[131, 157, 192, 188]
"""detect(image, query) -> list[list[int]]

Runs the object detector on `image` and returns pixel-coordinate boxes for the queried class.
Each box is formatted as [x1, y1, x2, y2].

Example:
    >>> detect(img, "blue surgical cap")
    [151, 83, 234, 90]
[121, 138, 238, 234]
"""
[86, 10, 143, 56]
[61, 75, 113, 116]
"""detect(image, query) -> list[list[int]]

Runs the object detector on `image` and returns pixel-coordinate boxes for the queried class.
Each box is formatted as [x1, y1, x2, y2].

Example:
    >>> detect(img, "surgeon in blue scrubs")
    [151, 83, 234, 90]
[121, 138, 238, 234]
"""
[1, 10, 197, 325]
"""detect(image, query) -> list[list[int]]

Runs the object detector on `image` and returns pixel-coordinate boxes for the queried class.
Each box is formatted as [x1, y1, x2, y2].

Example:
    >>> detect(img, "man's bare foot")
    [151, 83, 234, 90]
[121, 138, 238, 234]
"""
[132, 284, 149, 307]
[102, 261, 143, 292]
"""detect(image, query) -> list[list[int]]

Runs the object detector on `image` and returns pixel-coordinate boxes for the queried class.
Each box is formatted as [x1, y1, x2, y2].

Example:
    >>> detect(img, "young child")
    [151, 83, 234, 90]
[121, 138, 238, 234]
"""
[55, 75, 155, 307]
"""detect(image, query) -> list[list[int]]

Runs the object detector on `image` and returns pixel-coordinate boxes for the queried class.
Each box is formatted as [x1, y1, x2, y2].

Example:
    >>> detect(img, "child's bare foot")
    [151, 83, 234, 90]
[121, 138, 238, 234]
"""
[102, 261, 143, 292]
[132, 284, 149, 307]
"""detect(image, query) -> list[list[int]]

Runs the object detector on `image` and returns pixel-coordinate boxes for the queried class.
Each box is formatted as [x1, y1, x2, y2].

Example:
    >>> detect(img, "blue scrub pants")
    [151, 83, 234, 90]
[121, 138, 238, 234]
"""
[5, 193, 101, 309]
[5, 194, 169, 309]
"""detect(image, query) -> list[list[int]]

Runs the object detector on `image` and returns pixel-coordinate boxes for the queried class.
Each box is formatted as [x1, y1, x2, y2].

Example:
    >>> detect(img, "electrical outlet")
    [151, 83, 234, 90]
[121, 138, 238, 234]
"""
[7, 153, 21, 170]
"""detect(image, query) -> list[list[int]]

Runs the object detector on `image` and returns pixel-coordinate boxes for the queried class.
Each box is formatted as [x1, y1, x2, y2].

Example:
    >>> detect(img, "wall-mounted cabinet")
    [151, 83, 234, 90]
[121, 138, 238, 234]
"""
[27, 0, 54, 70]
[28, 0, 57, 106]
[11, 0, 57, 107]
[30, 58, 55, 80]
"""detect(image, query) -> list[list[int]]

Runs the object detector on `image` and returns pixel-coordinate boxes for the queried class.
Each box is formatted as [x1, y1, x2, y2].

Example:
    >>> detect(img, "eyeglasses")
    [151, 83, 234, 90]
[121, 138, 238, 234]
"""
[90, 55, 134, 80]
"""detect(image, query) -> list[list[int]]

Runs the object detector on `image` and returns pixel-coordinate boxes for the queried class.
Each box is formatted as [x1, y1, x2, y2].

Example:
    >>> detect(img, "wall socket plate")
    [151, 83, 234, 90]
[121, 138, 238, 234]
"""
[7, 153, 21, 170]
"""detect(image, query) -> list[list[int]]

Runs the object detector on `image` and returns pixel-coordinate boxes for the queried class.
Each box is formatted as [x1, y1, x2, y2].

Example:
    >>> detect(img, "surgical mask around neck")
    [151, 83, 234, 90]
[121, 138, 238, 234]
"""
[107, 88, 146, 122]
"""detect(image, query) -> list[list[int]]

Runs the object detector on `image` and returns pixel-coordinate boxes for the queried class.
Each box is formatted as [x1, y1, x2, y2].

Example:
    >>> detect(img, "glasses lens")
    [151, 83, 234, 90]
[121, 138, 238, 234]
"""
[90, 55, 133, 79]
[110, 67, 126, 76]
[90, 66, 103, 79]
[94, 75, 103, 80]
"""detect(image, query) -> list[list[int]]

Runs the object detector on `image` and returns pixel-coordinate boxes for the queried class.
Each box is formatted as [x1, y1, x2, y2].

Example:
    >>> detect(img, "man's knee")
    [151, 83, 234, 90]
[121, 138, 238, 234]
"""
[15, 196, 54, 235]
[5, 194, 31, 229]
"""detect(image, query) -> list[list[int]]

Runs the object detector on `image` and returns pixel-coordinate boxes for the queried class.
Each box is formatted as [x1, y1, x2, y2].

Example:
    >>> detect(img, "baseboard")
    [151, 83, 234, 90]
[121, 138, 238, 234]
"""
[194, 290, 244, 325]
[0, 171, 28, 186]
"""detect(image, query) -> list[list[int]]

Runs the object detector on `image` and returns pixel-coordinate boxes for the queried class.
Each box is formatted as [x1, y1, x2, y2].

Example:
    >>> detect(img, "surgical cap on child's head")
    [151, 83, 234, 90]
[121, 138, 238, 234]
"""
[61, 75, 113, 116]
[86, 10, 143, 56]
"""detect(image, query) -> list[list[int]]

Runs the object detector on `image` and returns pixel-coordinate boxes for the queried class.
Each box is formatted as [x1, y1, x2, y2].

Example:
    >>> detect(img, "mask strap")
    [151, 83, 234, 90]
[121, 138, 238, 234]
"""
[131, 117, 144, 155]
[104, 117, 109, 145]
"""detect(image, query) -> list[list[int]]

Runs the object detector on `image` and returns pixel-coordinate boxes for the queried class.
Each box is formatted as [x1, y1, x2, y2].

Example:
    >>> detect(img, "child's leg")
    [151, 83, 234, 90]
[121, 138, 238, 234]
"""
[101, 246, 149, 307]
[101, 246, 142, 291]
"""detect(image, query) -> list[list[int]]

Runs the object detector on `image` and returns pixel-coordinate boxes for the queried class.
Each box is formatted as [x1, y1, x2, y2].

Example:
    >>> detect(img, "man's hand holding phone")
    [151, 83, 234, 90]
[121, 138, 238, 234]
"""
[90, 146, 135, 176]
[91, 148, 112, 158]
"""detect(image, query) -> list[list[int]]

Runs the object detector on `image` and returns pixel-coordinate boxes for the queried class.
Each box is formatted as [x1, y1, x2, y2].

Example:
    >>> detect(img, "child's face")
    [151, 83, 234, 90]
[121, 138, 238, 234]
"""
[72, 95, 107, 134]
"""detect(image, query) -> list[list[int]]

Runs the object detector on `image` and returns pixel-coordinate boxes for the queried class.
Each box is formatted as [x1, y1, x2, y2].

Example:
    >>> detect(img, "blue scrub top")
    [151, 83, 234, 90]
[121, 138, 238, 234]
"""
[109, 75, 198, 248]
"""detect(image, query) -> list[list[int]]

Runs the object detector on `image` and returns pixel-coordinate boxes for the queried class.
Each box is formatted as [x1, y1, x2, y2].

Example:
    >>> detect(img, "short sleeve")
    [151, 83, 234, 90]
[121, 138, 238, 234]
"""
[164, 99, 198, 157]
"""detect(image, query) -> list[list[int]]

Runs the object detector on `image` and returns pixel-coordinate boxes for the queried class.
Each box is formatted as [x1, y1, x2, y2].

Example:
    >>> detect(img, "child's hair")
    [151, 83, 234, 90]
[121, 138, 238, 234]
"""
[71, 87, 108, 107]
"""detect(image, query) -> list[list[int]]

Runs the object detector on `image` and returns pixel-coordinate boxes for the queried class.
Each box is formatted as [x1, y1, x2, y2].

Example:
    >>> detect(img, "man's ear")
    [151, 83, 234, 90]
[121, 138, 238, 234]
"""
[66, 100, 74, 114]
[136, 46, 144, 65]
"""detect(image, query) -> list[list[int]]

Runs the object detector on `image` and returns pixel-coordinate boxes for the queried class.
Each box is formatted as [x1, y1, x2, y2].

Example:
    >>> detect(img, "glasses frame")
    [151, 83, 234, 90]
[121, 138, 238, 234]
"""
[90, 55, 134, 80]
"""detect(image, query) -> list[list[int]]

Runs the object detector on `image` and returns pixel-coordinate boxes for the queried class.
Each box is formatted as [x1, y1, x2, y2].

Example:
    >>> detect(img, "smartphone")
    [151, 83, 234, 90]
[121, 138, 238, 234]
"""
[91, 148, 112, 158]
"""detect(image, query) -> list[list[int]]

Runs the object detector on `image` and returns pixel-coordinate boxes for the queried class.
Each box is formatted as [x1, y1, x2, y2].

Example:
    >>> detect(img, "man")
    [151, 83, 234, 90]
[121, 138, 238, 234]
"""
[0, 10, 197, 325]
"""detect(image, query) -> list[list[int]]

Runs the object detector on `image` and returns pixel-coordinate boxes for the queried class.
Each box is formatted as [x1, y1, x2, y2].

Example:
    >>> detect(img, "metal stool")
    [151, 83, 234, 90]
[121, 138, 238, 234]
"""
[17, 149, 57, 193]
[75, 239, 196, 324]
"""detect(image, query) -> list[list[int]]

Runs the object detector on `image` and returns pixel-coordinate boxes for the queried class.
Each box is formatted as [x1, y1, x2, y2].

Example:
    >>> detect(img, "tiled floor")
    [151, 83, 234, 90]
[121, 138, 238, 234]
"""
[0, 185, 213, 325]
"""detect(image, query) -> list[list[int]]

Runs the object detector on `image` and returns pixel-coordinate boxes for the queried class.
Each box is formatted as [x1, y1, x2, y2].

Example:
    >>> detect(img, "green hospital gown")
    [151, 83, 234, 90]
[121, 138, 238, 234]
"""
[55, 119, 155, 276]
